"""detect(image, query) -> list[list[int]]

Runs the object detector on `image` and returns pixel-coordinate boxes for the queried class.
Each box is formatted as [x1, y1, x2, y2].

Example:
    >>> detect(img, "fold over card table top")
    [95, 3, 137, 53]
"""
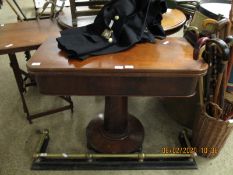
[27, 37, 208, 153]
[27, 37, 207, 97]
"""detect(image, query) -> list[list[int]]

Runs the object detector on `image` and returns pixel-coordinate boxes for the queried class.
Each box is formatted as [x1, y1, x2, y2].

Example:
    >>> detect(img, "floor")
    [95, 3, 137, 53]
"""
[0, 1, 233, 175]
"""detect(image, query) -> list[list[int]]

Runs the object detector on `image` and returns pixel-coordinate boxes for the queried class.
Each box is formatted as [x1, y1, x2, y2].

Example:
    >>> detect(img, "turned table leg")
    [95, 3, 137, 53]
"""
[86, 96, 144, 153]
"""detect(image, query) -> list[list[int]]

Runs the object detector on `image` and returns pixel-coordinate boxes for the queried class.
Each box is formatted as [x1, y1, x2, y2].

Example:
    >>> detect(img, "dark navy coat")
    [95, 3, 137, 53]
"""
[57, 0, 167, 59]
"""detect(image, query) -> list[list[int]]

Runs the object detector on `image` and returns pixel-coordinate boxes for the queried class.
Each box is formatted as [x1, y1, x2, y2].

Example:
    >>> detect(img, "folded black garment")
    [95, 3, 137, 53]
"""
[57, 0, 167, 59]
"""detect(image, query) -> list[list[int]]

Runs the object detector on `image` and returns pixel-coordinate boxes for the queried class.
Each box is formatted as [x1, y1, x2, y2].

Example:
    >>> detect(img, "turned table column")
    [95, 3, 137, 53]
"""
[86, 96, 144, 153]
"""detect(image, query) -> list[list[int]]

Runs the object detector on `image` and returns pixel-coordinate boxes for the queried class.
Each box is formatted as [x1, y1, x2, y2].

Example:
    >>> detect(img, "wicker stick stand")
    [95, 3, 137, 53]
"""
[192, 108, 233, 158]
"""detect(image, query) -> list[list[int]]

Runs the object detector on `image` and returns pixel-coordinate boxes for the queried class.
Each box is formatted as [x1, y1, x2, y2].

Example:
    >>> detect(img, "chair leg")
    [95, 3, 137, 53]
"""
[69, 0, 78, 27]
[12, 0, 28, 20]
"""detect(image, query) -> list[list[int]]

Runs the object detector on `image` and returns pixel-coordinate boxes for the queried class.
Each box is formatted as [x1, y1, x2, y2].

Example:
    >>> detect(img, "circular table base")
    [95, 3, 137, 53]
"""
[86, 115, 144, 153]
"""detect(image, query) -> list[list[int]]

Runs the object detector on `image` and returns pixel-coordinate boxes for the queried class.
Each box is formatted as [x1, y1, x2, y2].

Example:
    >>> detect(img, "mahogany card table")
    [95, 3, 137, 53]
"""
[27, 37, 208, 153]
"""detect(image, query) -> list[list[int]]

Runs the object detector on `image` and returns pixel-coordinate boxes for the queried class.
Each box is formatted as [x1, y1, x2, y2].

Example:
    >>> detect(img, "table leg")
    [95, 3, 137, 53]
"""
[8, 53, 31, 122]
[86, 96, 144, 153]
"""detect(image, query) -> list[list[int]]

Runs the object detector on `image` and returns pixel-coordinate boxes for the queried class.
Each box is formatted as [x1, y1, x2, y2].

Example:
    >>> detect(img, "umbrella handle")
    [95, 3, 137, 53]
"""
[206, 39, 230, 62]
[193, 37, 209, 60]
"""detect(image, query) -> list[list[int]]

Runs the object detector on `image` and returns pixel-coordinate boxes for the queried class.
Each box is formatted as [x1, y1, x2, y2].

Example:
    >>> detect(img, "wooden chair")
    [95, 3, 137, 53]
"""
[69, 0, 109, 27]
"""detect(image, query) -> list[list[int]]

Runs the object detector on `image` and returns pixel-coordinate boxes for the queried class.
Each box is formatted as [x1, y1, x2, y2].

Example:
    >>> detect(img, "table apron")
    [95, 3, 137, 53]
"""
[35, 74, 198, 97]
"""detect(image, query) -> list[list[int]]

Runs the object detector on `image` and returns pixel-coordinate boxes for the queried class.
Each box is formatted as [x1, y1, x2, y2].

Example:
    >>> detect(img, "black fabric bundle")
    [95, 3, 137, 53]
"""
[57, 0, 167, 59]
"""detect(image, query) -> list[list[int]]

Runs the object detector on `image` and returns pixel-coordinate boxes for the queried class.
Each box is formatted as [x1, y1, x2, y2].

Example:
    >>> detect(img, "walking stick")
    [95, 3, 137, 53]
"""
[218, 36, 233, 108]
[205, 39, 230, 104]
